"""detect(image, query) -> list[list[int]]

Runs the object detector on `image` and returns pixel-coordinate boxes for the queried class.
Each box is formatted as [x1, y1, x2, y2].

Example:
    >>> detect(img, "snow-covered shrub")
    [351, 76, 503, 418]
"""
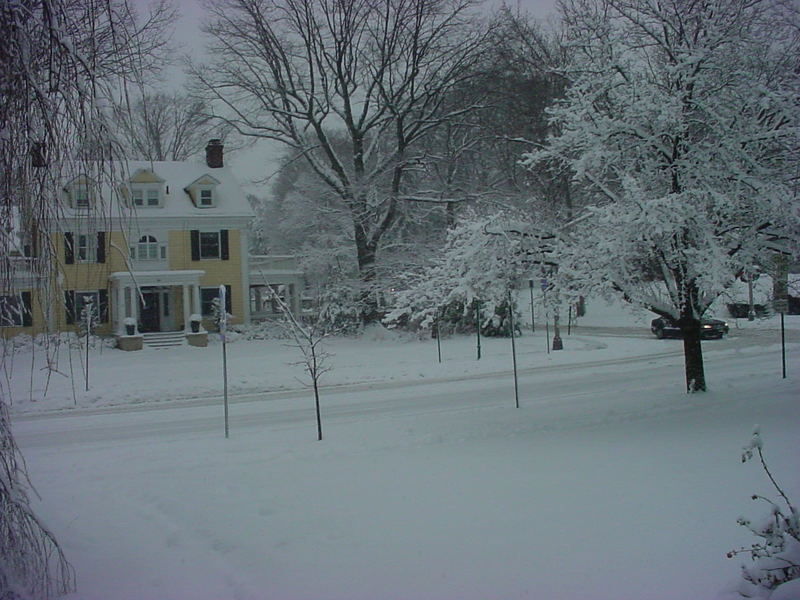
[385, 213, 532, 337]
[728, 429, 799, 598]
[310, 282, 364, 335]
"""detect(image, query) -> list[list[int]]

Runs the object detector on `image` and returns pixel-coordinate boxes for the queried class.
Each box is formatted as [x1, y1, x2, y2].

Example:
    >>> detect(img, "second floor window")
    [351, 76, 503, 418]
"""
[130, 234, 166, 261]
[65, 231, 105, 264]
[76, 233, 97, 262]
[200, 232, 220, 258]
[190, 229, 229, 261]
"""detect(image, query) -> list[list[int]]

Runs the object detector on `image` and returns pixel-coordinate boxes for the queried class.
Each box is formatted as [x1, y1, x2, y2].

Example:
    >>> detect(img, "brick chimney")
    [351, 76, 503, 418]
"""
[205, 139, 224, 168]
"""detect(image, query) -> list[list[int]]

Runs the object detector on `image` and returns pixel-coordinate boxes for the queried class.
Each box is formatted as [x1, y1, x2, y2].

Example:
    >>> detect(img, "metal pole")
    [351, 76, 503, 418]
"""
[223, 339, 229, 438]
[545, 316, 550, 355]
[509, 293, 519, 408]
[85, 310, 90, 391]
[748, 278, 755, 321]
[219, 285, 229, 439]
[436, 306, 442, 364]
[781, 312, 786, 379]
[528, 280, 535, 333]
[476, 299, 482, 360]
[568, 304, 572, 335]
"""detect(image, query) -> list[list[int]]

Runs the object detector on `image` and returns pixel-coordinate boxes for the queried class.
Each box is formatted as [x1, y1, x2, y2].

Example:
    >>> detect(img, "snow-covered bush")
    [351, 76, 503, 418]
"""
[728, 429, 799, 598]
[384, 213, 533, 337]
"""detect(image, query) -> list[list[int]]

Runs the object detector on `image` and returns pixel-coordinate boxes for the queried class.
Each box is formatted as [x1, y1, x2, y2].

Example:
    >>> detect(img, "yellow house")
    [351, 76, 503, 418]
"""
[2, 140, 303, 350]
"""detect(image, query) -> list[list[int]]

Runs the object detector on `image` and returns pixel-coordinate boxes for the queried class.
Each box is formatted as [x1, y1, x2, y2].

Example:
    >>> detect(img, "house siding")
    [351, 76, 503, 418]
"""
[55, 231, 127, 334]
[172, 228, 245, 326]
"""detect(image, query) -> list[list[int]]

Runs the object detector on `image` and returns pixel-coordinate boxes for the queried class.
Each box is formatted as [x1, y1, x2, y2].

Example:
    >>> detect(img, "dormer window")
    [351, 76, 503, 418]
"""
[65, 176, 95, 209]
[128, 169, 165, 208]
[186, 174, 220, 208]
[74, 184, 90, 207]
[133, 187, 162, 207]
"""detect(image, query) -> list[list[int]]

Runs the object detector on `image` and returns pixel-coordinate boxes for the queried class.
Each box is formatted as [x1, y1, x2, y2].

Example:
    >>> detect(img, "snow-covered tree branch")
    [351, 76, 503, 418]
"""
[523, 0, 800, 392]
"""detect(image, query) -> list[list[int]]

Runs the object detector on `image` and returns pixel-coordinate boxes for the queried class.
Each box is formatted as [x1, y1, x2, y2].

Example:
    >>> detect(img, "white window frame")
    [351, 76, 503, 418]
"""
[199, 187, 214, 207]
[75, 233, 97, 263]
[130, 234, 167, 262]
[130, 183, 164, 208]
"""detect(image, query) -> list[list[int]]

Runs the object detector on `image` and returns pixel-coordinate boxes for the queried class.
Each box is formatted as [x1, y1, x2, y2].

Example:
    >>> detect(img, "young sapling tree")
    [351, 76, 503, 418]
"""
[728, 429, 799, 597]
[267, 288, 332, 442]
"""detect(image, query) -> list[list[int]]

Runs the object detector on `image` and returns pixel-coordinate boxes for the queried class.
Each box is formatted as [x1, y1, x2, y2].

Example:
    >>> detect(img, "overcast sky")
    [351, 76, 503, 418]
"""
[163, 0, 561, 192]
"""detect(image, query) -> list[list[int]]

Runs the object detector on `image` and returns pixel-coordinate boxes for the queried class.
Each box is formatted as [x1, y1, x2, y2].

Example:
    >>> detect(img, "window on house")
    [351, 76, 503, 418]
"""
[200, 286, 232, 318]
[0, 294, 31, 327]
[75, 292, 100, 322]
[131, 185, 162, 207]
[76, 233, 97, 262]
[73, 184, 90, 208]
[130, 235, 165, 261]
[200, 189, 213, 207]
[199, 231, 220, 259]
[65, 290, 107, 325]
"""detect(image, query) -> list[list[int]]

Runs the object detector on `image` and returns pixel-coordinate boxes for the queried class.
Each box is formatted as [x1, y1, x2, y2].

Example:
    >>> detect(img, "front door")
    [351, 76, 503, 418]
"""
[139, 290, 160, 332]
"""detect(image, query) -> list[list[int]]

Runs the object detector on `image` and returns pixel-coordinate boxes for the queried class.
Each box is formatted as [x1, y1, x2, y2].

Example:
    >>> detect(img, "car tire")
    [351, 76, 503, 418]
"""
[655, 327, 664, 339]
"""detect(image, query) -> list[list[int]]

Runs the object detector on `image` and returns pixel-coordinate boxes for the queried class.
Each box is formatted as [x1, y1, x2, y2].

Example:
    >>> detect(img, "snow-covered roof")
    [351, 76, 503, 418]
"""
[61, 159, 254, 221]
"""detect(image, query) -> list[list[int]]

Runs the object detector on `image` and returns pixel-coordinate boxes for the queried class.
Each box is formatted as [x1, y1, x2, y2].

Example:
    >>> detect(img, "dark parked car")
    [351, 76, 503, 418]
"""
[650, 316, 729, 340]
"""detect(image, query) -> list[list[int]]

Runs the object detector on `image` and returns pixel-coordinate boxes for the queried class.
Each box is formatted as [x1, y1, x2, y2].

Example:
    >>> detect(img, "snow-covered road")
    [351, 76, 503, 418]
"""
[8, 323, 798, 600]
[12, 333, 788, 448]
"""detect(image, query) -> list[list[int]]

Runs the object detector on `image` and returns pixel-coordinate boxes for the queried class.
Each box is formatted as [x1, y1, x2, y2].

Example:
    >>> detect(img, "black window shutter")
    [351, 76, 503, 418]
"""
[64, 232, 74, 264]
[96, 231, 106, 263]
[98, 289, 109, 323]
[225, 285, 232, 315]
[21, 291, 33, 327]
[190, 230, 200, 261]
[64, 291, 75, 325]
[220, 229, 229, 260]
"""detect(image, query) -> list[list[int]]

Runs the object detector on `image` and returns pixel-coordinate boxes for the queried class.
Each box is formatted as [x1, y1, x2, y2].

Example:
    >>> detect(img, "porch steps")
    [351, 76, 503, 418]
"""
[142, 331, 186, 349]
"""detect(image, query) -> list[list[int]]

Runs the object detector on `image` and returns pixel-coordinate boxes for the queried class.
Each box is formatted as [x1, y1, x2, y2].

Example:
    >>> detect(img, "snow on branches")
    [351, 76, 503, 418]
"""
[728, 429, 799, 598]
[384, 212, 546, 334]
[522, 0, 800, 391]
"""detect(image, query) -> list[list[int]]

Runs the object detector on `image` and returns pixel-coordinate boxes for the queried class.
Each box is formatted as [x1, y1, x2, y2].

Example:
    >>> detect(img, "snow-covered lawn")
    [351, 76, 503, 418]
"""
[7, 303, 799, 599]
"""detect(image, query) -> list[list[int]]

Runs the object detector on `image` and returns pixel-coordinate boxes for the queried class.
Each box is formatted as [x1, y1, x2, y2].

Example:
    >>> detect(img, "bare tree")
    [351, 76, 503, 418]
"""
[112, 92, 228, 161]
[267, 287, 331, 441]
[192, 0, 491, 322]
[1, 0, 173, 597]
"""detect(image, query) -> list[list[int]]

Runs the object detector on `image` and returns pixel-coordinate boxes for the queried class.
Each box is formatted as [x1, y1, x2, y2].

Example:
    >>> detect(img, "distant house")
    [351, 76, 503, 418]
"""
[1, 140, 303, 349]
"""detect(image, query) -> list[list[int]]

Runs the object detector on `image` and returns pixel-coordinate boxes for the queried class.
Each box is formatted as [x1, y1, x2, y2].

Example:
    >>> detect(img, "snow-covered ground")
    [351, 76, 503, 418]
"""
[6, 297, 800, 599]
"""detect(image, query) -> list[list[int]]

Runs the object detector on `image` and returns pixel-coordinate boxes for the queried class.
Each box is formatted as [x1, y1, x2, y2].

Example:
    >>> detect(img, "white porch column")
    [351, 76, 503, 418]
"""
[130, 285, 140, 330]
[193, 284, 202, 321]
[115, 284, 125, 334]
[182, 284, 190, 331]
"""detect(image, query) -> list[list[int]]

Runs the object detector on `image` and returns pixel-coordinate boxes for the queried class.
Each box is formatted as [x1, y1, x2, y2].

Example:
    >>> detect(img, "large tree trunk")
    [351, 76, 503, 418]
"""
[679, 315, 706, 392]
[354, 225, 381, 324]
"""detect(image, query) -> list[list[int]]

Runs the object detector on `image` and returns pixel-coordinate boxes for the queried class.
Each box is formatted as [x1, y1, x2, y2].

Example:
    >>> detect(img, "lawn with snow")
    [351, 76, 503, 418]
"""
[7, 301, 799, 599]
